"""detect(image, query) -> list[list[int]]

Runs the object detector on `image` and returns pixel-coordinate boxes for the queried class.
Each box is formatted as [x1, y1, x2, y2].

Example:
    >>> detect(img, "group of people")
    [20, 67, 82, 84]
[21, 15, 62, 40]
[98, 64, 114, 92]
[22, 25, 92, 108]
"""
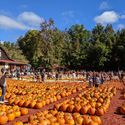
[85, 71, 125, 87]
[0, 67, 125, 104]
[85, 72, 109, 87]
[10, 68, 30, 79]
[33, 71, 87, 82]
[32, 70, 125, 84]
[33, 69, 46, 82]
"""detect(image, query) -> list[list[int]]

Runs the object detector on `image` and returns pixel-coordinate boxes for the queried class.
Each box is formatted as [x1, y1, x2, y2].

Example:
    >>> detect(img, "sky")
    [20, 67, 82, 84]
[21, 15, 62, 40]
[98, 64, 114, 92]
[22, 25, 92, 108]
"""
[0, 0, 125, 42]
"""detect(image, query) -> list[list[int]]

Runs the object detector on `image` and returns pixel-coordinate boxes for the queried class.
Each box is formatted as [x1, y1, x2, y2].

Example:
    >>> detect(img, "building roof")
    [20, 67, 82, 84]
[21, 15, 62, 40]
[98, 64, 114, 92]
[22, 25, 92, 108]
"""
[0, 47, 27, 65]
[0, 59, 27, 64]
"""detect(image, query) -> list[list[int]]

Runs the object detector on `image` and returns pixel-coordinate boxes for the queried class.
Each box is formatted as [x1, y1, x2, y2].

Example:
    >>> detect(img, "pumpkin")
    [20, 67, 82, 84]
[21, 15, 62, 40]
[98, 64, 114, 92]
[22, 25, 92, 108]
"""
[0, 114, 8, 124]
[35, 102, 43, 109]
[14, 111, 21, 117]
[20, 108, 28, 115]
[13, 121, 23, 125]
[7, 112, 15, 121]
[96, 107, 104, 116]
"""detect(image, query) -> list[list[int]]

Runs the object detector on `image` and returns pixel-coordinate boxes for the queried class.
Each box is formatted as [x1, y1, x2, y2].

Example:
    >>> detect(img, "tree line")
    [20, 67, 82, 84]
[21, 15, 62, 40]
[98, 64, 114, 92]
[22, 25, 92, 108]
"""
[1, 19, 125, 71]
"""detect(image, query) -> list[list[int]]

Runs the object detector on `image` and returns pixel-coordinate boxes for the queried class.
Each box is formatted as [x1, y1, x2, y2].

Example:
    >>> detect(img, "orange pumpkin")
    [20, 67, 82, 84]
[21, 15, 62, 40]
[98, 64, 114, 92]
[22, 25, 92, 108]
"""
[88, 120, 99, 125]
[29, 101, 36, 108]
[88, 107, 96, 115]
[7, 113, 15, 121]
[91, 116, 102, 125]
[57, 117, 65, 125]
[82, 115, 92, 125]
[23, 100, 31, 107]
[20, 108, 28, 115]
[65, 119, 75, 124]
[80, 105, 89, 114]
[35, 102, 43, 109]
[59, 104, 69, 111]
[73, 104, 81, 112]
[14, 111, 21, 117]
[96, 107, 105, 116]
[0, 115, 8, 124]
[66, 105, 75, 113]
[75, 116, 83, 125]
[18, 100, 25, 107]
[13, 121, 23, 125]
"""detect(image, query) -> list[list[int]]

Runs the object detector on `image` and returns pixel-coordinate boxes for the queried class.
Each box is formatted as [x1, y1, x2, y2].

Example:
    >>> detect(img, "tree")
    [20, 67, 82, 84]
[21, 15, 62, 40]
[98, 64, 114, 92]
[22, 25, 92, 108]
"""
[86, 40, 110, 70]
[68, 24, 90, 43]
[16, 18, 125, 70]
[17, 30, 40, 67]
[110, 29, 125, 70]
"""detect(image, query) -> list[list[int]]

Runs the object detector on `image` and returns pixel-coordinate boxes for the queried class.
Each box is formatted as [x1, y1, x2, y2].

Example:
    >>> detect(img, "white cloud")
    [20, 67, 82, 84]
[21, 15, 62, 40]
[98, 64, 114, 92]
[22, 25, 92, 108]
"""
[18, 12, 44, 27]
[99, 1, 109, 10]
[0, 11, 44, 30]
[0, 15, 28, 30]
[117, 24, 125, 30]
[94, 11, 119, 24]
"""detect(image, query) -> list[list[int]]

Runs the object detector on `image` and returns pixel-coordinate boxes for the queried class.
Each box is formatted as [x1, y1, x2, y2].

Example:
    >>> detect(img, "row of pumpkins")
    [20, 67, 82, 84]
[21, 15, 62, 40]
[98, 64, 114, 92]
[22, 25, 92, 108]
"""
[0, 105, 28, 124]
[54, 87, 116, 116]
[5, 80, 87, 109]
[12, 86, 116, 125]
[13, 110, 102, 125]
[0, 80, 117, 125]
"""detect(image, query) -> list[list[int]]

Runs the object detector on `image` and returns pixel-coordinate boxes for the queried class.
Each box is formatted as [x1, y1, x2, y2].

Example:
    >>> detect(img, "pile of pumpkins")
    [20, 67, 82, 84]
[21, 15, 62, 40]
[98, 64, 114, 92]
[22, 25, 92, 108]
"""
[0, 104, 28, 124]
[55, 87, 116, 116]
[4, 80, 86, 109]
[13, 110, 102, 125]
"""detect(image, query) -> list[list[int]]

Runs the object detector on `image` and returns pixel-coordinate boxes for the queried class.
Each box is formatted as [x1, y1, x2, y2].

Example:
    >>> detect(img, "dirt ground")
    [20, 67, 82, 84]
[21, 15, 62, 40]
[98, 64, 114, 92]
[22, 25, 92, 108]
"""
[101, 90, 125, 125]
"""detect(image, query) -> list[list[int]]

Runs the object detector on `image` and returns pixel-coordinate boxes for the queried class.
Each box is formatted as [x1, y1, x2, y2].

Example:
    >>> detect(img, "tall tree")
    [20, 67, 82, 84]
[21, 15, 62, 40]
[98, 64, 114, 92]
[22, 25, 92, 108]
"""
[17, 30, 40, 67]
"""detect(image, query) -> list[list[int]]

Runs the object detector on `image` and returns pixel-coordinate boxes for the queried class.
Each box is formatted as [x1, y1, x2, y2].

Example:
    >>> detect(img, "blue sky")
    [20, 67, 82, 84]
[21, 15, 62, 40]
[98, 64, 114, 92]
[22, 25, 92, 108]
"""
[0, 0, 125, 42]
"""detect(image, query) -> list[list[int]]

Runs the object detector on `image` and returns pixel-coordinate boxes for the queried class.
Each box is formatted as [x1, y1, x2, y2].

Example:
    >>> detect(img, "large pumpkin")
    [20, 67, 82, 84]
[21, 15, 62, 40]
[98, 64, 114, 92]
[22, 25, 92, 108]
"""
[13, 121, 23, 125]
[0, 115, 8, 124]
[20, 108, 28, 115]
[14, 111, 21, 117]
[7, 112, 15, 121]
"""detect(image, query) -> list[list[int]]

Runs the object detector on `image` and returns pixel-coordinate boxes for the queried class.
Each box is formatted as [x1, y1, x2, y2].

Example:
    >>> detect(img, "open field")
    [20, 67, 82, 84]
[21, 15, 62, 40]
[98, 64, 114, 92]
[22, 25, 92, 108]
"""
[0, 79, 125, 125]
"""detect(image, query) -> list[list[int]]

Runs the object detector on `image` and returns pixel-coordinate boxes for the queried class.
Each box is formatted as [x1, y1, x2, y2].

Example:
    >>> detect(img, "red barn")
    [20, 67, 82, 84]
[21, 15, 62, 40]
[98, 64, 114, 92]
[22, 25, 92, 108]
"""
[0, 47, 27, 75]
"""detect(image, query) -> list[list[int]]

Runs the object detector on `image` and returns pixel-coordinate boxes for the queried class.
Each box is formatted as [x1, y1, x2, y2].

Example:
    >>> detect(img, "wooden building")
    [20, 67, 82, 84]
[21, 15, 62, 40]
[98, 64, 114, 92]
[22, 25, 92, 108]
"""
[0, 47, 27, 74]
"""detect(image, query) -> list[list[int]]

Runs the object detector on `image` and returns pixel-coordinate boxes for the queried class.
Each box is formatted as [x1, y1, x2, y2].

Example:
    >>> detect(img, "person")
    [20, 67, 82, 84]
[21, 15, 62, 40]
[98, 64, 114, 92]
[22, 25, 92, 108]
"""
[88, 74, 93, 87]
[55, 71, 59, 80]
[119, 71, 124, 83]
[92, 72, 97, 87]
[95, 74, 101, 87]
[36, 72, 40, 82]
[40, 68, 46, 82]
[100, 73, 104, 84]
[0, 69, 7, 103]
[16, 68, 21, 80]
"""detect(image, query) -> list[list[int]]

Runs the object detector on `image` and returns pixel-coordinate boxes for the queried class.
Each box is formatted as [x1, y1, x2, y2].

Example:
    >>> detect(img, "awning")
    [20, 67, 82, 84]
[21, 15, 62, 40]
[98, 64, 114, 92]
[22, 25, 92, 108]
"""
[0, 59, 27, 65]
